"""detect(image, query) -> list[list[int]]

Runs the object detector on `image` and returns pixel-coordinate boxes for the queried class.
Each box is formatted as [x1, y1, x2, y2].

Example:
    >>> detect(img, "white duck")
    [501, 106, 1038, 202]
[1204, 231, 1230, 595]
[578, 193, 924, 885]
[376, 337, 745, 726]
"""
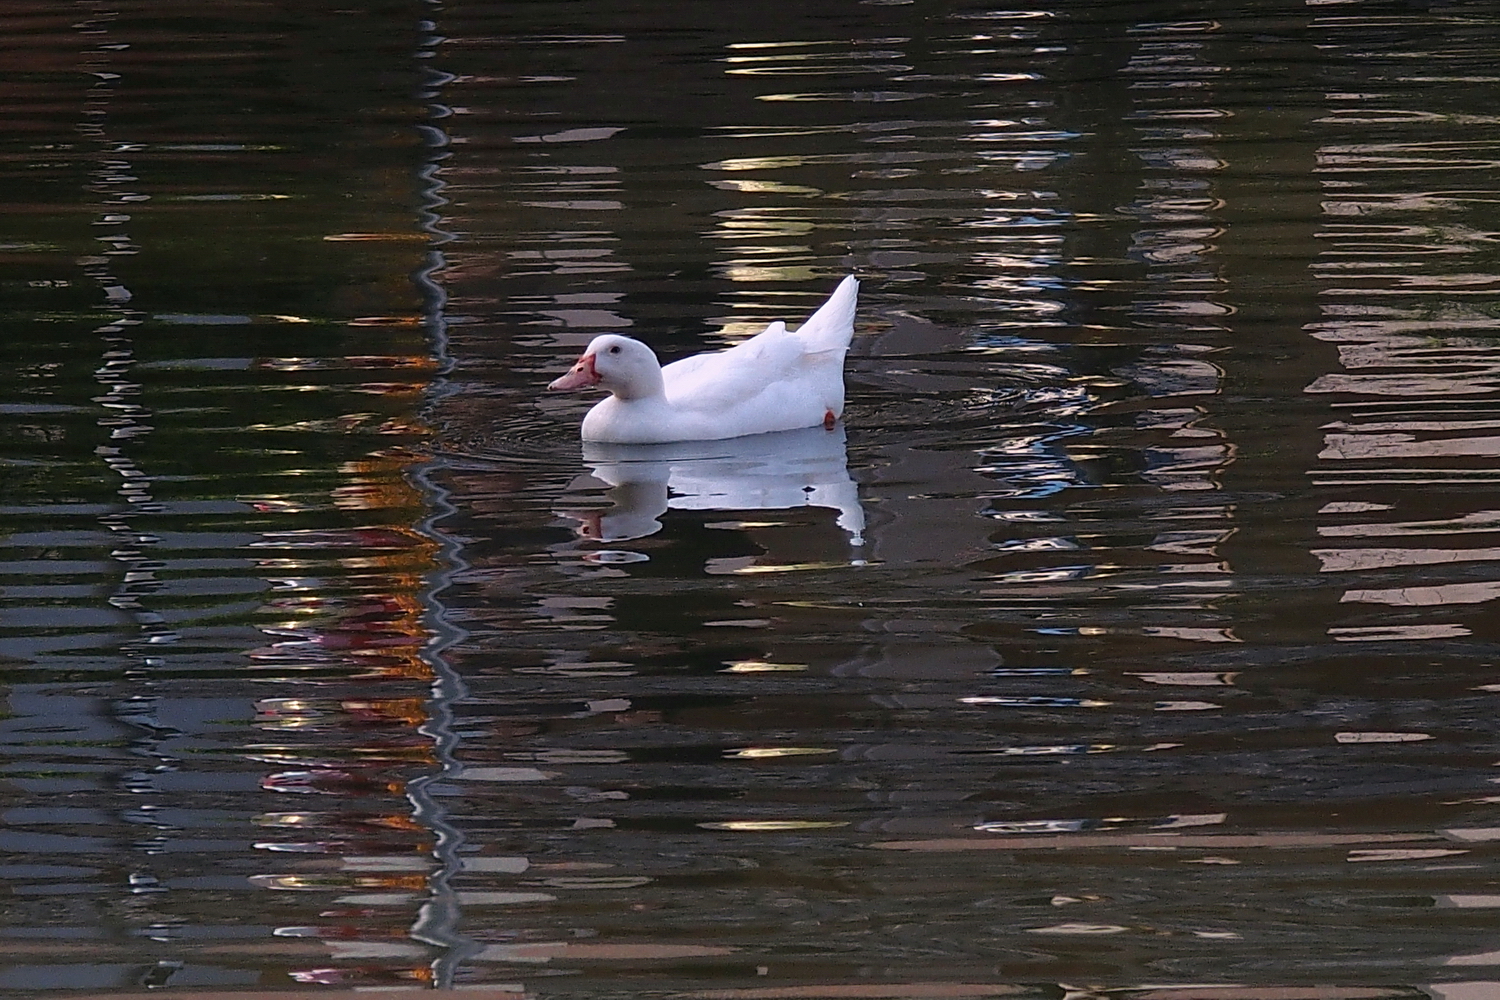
[548, 275, 858, 444]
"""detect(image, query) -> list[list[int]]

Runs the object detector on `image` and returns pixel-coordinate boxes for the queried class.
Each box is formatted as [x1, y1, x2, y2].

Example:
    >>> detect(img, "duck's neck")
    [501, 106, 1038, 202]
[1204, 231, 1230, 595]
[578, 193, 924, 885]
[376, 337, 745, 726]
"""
[608, 366, 665, 401]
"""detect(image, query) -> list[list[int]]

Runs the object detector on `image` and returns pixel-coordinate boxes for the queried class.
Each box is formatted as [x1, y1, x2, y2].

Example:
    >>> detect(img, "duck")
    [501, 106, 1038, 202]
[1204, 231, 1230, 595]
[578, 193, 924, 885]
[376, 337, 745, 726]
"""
[548, 275, 858, 444]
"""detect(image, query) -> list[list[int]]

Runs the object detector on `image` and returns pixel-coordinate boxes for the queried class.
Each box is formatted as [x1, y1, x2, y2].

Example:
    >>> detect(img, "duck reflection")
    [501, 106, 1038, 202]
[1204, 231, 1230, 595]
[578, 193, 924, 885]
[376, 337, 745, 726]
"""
[559, 424, 865, 549]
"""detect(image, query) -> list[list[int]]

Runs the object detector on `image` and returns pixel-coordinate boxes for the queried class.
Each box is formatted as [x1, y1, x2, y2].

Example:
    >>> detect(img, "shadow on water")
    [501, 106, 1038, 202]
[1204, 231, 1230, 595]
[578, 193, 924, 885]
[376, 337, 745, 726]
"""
[1, 0, 1499, 995]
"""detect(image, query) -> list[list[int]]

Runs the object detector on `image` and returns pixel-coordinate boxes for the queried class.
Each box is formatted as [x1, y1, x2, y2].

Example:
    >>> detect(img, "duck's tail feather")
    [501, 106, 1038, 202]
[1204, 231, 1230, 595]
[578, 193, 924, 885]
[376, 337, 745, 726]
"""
[793, 275, 858, 353]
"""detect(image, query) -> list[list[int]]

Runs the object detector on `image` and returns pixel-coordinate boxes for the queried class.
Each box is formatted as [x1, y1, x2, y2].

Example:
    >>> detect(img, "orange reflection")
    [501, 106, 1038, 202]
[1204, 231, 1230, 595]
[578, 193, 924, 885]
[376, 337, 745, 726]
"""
[239, 347, 442, 987]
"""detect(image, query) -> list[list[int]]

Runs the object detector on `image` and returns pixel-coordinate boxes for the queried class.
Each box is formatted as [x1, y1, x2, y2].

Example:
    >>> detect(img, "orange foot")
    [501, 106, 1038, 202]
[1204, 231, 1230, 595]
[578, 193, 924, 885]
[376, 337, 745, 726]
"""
[823, 409, 837, 430]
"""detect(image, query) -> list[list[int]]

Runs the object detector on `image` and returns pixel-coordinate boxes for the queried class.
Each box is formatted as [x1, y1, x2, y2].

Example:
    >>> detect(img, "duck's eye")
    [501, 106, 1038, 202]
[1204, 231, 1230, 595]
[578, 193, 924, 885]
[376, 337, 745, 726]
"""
[608, 345, 621, 354]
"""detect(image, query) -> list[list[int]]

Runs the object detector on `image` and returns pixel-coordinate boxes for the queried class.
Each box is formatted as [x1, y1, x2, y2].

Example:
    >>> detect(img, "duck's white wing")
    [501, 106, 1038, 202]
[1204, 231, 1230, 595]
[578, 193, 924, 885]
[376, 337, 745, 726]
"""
[659, 320, 809, 413]
[658, 276, 858, 410]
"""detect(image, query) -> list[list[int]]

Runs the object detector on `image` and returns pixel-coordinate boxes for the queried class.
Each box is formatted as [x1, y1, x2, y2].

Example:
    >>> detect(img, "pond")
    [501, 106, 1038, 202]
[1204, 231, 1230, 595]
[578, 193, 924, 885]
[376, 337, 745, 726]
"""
[2, 0, 1499, 995]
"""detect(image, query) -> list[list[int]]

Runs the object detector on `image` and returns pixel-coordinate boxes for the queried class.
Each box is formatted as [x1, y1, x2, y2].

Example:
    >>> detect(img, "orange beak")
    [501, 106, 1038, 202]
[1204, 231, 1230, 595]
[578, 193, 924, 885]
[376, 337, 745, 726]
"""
[549, 353, 600, 390]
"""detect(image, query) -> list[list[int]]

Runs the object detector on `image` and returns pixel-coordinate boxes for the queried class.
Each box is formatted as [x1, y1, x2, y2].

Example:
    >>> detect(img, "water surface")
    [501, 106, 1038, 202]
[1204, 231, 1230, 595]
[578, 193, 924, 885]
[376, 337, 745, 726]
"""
[2, 0, 1499, 995]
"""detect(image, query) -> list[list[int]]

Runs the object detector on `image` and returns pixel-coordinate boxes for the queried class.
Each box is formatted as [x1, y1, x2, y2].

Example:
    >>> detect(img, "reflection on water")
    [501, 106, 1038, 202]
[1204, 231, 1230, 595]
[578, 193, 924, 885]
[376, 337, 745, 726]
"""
[1, 1, 447, 992]
[560, 426, 865, 550]
[1305, 14, 1500, 646]
[2, 0, 1500, 995]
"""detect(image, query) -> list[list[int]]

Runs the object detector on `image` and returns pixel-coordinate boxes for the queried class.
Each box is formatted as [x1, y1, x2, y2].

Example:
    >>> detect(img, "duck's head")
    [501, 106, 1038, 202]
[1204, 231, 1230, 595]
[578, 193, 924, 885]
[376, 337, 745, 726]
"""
[549, 334, 664, 399]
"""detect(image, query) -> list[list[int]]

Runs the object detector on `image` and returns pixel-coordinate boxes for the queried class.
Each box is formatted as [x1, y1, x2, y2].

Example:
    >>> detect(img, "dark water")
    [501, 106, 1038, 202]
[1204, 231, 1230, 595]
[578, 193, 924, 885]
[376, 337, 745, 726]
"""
[3, 0, 1500, 995]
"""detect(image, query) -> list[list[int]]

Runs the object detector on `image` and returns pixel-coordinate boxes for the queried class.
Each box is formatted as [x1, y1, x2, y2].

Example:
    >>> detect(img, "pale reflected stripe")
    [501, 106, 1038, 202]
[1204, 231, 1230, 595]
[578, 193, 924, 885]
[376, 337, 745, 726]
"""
[1342, 581, 1500, 606]
[1313, 546, 1500, 571]
[871, 832, 1440, 851]
[475, 941, 736, 963]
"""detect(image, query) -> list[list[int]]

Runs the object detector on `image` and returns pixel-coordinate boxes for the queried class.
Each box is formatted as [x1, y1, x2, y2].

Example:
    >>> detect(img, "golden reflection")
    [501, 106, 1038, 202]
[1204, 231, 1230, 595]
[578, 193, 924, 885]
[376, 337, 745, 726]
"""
[717, 560, 860, 574]
[722, 660, 808, 672]
[347, 315, 425, 327]
[323, 232, 432, 242]
[232, 323, 441, 990]
[709, 178, 823, 195]
[707, 155, 818, 172]
[720, 264, 824, 283]
[725, 747, 836, 759]
[251, 873, 430, 891]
